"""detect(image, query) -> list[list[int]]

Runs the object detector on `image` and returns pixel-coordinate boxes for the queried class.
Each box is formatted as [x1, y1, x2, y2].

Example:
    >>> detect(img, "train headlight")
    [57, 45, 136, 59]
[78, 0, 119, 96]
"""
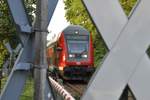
[82, 54, 88, 58]
[69, 54, 75, 58]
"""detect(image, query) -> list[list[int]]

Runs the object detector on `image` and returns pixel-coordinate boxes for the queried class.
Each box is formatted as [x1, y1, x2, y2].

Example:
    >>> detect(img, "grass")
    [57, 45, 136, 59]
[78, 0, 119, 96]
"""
[20, 76, 34, 100]
[0, 77, 8, 93]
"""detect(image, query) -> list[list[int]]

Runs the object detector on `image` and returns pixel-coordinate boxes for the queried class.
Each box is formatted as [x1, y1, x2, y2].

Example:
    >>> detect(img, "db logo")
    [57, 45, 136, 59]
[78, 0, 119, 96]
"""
[76, 62, 81, 65]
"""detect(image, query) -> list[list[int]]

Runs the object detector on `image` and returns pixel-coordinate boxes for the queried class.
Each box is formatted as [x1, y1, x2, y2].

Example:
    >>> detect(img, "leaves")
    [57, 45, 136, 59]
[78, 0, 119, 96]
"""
[119, 0, 137, 16]
[0, 0, 15, 68]
[0, 42, 8, 68]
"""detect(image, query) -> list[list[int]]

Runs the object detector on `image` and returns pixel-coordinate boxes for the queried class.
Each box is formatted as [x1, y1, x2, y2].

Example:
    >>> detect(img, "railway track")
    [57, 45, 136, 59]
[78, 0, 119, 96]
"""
[49, 75, 135, 100]
[48, 73, 88, 99]
[63, 81, 87, 98]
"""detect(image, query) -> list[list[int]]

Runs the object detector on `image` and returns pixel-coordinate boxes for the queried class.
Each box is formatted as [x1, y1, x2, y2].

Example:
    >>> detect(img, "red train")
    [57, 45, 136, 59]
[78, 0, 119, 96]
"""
[47, 25, 95, 81]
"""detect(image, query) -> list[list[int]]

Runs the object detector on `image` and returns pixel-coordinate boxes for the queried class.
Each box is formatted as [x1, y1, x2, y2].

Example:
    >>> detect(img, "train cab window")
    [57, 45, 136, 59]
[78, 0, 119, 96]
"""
[66, 35, 89, 60]
[68, 40, 88, 54]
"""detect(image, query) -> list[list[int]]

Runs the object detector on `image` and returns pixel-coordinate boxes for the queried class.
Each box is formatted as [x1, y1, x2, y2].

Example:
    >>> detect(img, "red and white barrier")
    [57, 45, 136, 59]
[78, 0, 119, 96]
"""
[49, 77, 75, 100]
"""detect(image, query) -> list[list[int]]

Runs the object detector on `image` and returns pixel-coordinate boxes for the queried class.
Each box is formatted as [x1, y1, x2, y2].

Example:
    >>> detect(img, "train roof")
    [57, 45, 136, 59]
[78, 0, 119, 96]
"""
[63, 25, 90, 35]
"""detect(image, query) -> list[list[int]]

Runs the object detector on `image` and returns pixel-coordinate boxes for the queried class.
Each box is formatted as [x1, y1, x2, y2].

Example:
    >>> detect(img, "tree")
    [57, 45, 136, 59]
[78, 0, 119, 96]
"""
[64, 0, 137, 67]
[119, 0, 137, 16]
[0, 0, 16, 68]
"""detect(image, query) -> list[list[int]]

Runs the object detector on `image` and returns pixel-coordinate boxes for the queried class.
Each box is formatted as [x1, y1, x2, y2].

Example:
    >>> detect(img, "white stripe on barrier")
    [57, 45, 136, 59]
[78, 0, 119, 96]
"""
[49, 77, 75, 100]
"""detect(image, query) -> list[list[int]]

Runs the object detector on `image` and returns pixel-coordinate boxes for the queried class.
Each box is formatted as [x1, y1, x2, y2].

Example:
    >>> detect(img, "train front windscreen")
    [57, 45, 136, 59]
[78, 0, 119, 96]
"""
[65, 35, 89, 60]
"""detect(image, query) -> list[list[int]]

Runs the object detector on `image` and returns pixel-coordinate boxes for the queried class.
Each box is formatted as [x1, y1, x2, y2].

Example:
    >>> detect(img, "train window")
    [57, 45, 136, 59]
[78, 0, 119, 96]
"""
[66, 40, 89, 60]
[65, 34, 89, 60]
[67, 40, 88, 54]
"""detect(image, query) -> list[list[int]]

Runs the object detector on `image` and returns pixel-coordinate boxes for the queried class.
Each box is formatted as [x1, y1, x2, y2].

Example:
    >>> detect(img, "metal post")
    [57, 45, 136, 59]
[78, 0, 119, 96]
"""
[34, 0, 49, 100]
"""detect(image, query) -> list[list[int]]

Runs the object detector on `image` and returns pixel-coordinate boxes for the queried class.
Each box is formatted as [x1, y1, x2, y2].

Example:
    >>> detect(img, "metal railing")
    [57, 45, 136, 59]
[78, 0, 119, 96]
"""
[49, 77, 75, 100]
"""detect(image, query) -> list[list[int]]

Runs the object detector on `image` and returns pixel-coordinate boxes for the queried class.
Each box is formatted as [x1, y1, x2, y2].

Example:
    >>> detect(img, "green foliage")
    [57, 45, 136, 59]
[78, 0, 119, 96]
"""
[24, 0, 36, 22]
[119, 0, 137, 16]
[0, 1, 17, 42]
[0, 43, 8, 68]
[1, 77, 8, 91]
[20, 76, 34, 100]
[64, 0, 137, 67]
[0, 0, 16, 68]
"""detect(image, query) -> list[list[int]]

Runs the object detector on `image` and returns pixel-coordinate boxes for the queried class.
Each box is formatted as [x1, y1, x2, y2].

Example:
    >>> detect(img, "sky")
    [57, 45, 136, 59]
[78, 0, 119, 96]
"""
[47, 0, 70, 41]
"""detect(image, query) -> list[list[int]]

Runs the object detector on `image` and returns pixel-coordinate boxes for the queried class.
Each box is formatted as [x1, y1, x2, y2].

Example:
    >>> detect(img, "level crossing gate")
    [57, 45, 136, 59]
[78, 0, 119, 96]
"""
[1, 0, 150, 100]
[82, 0, 150, 100]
